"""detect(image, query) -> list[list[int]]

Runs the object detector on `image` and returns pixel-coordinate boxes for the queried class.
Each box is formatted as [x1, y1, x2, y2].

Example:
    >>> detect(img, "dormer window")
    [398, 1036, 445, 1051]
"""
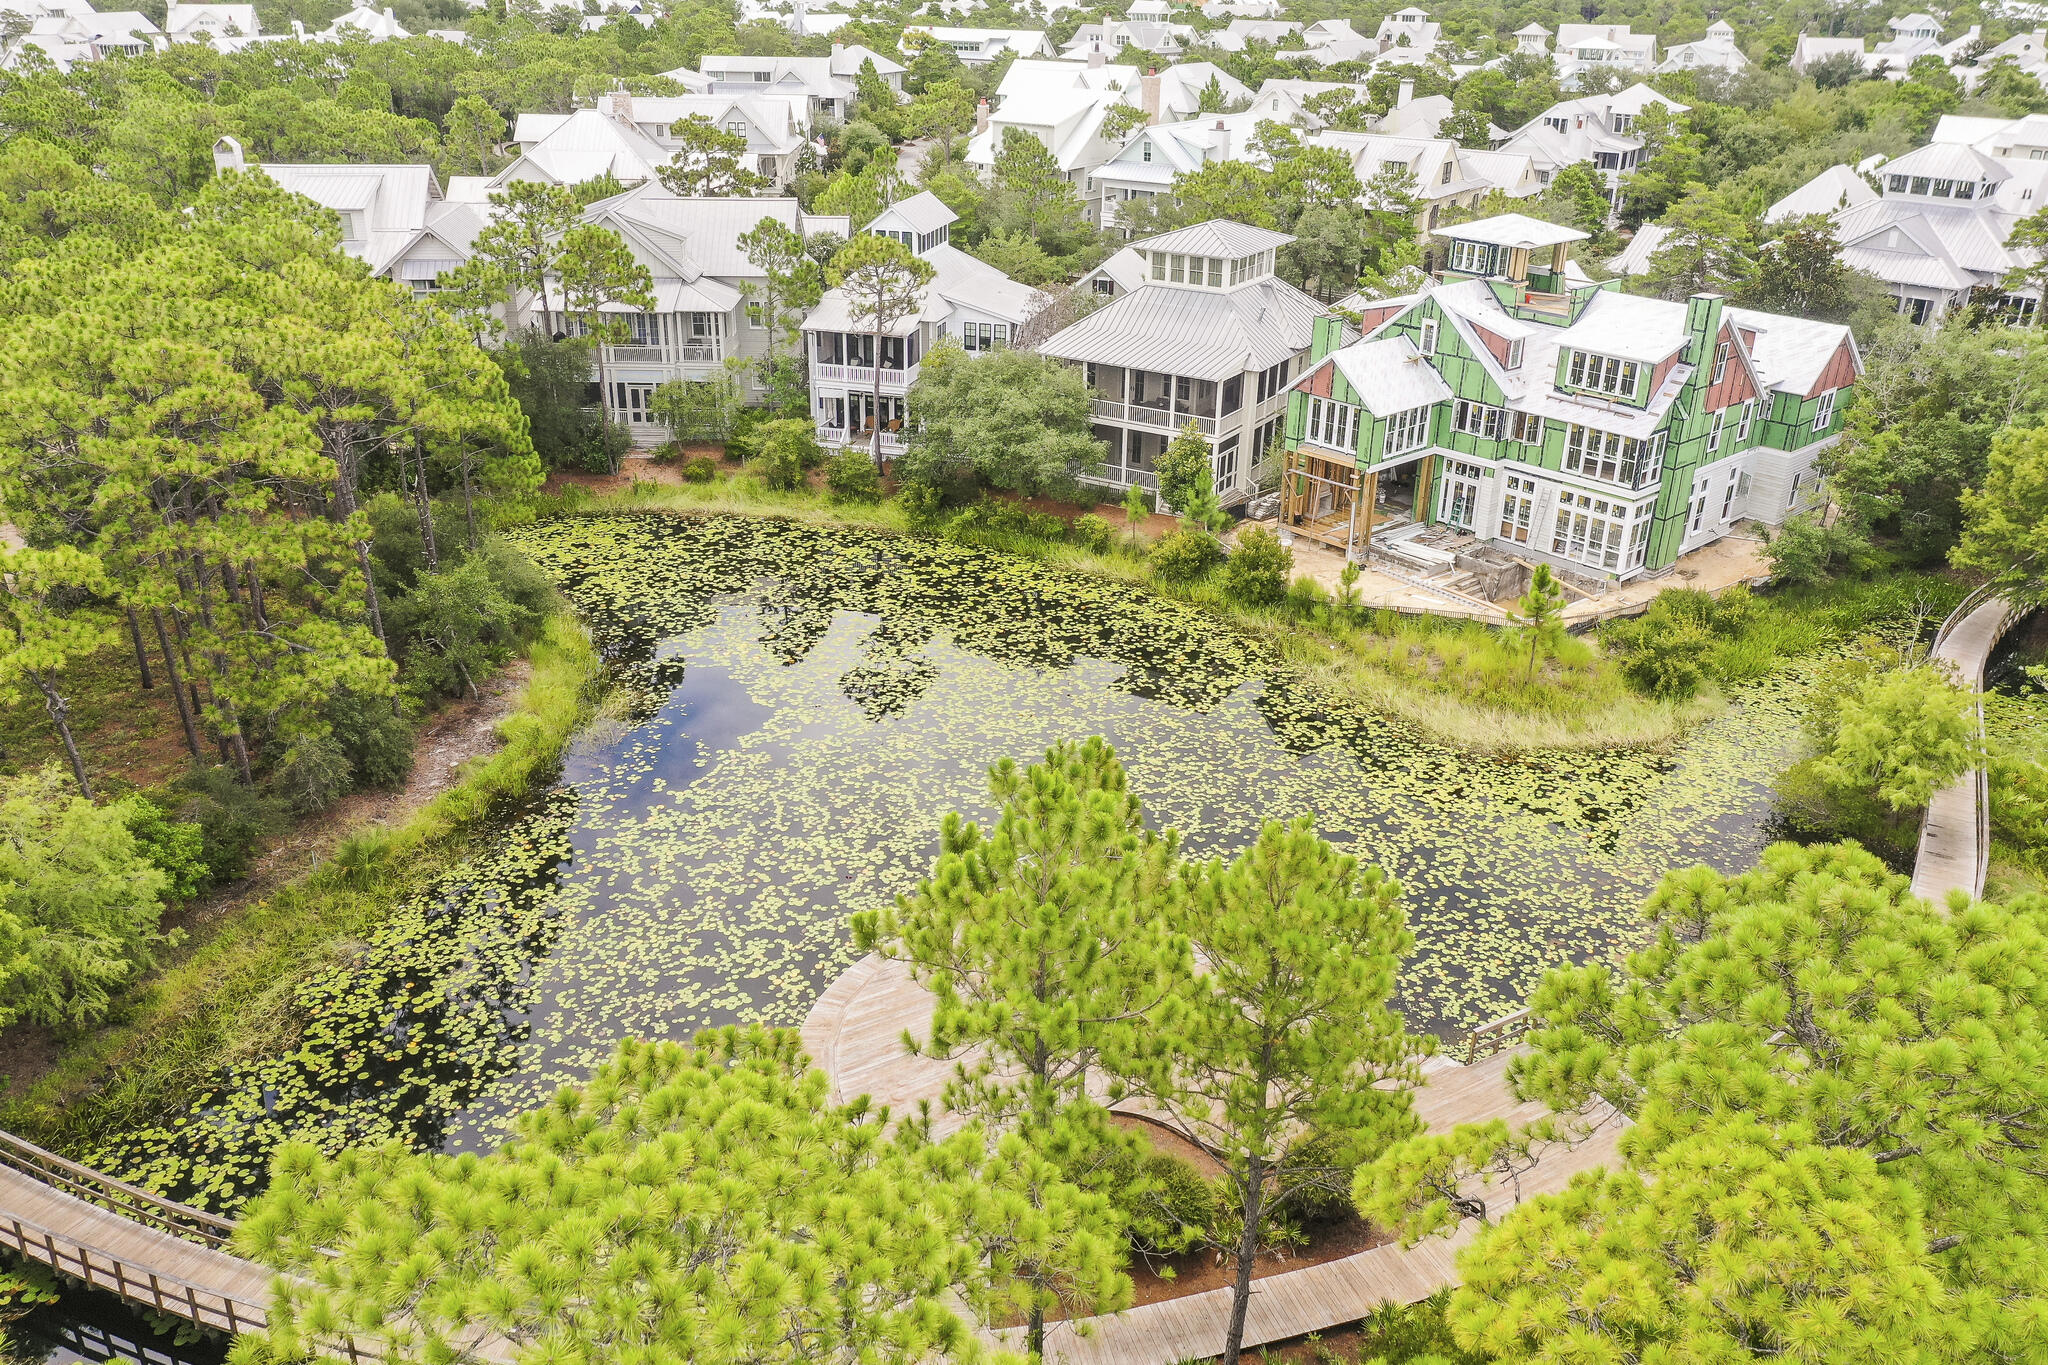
[1612, 113, 1633, 134]
[1140, 140, 1153, 162]
[1505, 336, 1525, 370]
[1304, 396, 1359, 451]
[1565, 349, 1638, 398]
[1448, 240, 1496, 274]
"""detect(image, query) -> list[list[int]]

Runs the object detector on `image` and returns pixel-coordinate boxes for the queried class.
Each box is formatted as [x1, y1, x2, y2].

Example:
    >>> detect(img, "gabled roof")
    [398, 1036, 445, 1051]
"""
[1604, 221, 1670, 276]
[1880, 141, 2012, 186]
[1326, 336, 1454, 416]
[872, 190, 956, 235]
[494, 106, 669, 187]
[1035, 273, 1322, 380]
[1131, 219, 1294, 257]
[1725, 306, 1860, 395]
[1765, 164, 1878, 223]
[805, 241, 1040, 332]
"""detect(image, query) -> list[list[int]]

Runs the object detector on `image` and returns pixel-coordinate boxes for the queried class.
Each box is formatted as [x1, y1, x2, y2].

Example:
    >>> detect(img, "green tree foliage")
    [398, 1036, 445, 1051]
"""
[554, 221, 653, 440]
[1956, 422, 2048, 603]
[814, 156, 901, 230]
[1153, 422, 1213, 518]
[233, 1027, 1128, 1365]
[1220, 524, 1292, 607]
[1806, 663, 1983, 814]
[1413, 842, 2048, 1362]
[750, 416, 820, 491]
[1508, 564, 1568, 682]
[441, 94, 506, 176]
[469, 181, 578, 331]
[826, 233, 933, 468]
[1824, 324, 2048, 565]
[1140, 817, 1428, 1365]
[387, 555, 536, 702]
[1618, 102, 1704, 228]
[0, 765, 173, 1028]
[657, 113, 768, 197]
[1743, 213, 1892, 329]
[853, 739, 1176, 1353]
[737, 214, 823, 375]
[899, 342, 1102, 498]
[1640, 186, 1758, 300]
[0, 544, 113, 796]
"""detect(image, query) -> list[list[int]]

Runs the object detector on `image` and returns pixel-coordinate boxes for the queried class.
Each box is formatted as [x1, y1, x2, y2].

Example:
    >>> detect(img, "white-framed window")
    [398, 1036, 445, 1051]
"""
[1440, 459, 1484, 529]
[1449, 240, 1494, 274]
[1140, 140, 1153, 162]
[1563, 424, 1663, 487]
[1499, 473, 1536, 542]
[746, 301, 766, 330]
[1305, 396, 1360, 451]
[1419, 318, 1438, 356]
[1552, 489, 1649, 571]
[1565, 350, 1640, 398]
[1712, 339, 1729, 384]
[1455, 399, 1504, 439]
[1505, 336, 1525, 370]
[1511, 411, 1542, 443]
[960, 321, 1007, 353]
[1788, 472, 1802, 507]
[726, 119, 747, 137]
[1720, 473, 1737, 520]
[1216, 434, 1241, 487]
[1813, 388, 1837, 431]
[1735, 399, 1754, 443]
[1384, 403, 1431, 457]
[1706, 408, 1725, 453]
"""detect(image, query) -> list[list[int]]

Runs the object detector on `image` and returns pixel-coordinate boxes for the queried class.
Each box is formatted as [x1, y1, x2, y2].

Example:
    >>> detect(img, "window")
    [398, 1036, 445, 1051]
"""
[1454, 399, 1504, 439]
[1418, 318, 1438, 355]
[1140, 140, 1153, 162]
[1216, 435, 1241, 487]
[1222, 375, 1242, 414]
[1093, 276, 1117, 295]
[1563, 424, 1664, 488]
[960, 321, 1007, 353]
[1611, 112, 1633, 134]
[1712, 340, 1729, 384]
[1511, 411, 1542, 443]
[1552, 489, 1647, 571]
[1813, 388, 1836, 431]
[1565, 350, 1640, 398]
[725, 119, 747, 137]
[1899, 295, 1932, 325]
[1256, 358, 1291, 403]
[1888, 174, 1908, 193]
[1384, 403, 1431, 457]
[1505, 336, 1524, 370]
[1720, 474, 1737, 520]
[1735, 399, 1754, 443]
[1440, 161, 1453, 184]
[1440, 460, 1483, 529]
[2000, 293, 2039, 324]
[1305, 396, 1360, 451]
[1706, 408, 1725, 453]
[1499, 473, 1536, 542]
[1449, 240, 1494, 274]
[1788, 471, 1802, 507]
[1150, 253, 1166, 281]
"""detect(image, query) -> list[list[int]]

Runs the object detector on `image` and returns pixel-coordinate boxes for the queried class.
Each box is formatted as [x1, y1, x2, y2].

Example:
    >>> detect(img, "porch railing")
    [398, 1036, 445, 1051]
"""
[604, 342, 724, 367]
[1090, 399, 1219, 437]
[814, 364, 917, 391]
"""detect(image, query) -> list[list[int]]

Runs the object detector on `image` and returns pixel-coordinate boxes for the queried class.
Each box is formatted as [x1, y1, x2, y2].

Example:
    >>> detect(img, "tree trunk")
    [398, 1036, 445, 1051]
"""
[1220, 1160, 1265, 1365]
[870, 319, 885, 472]
[123, 608, 154, 689]
[411, 439, 440, 571]
[152, 607, 204, 759]
[458, 451, 480, 550]
[32, 670, 91, 798]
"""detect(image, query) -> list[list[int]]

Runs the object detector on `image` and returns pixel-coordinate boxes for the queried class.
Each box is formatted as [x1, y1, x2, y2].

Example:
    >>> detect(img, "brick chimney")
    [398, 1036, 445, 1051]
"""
[613, 89, 634, 124]
[1141, 67, 1161, 120]
[1684, 291, 1725, 368]
[975, 97, 991, 133]
[1212, 117, 1228, 160]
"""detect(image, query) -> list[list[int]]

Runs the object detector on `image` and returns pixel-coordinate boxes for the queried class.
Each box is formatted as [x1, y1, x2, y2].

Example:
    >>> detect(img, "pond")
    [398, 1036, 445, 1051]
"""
[88, 513, 1816, 1212]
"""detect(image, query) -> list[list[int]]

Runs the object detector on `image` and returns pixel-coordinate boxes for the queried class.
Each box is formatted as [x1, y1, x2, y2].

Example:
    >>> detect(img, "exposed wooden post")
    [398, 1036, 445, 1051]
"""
[1360, 470, 1378, 563]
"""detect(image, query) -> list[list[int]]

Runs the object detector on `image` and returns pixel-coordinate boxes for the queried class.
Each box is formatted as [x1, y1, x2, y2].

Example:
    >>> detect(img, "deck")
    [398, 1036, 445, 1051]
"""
[802, 955, 1626, 1364]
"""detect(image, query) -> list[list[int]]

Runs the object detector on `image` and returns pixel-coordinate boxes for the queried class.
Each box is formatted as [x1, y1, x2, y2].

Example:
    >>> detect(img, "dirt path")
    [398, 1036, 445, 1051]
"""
[0, 662, 534, 1093]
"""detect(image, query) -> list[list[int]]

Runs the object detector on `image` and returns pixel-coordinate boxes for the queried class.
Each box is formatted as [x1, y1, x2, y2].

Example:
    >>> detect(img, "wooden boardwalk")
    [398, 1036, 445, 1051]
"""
[1913, 591, 2026, 905]
[803, 955, 1625, 1364]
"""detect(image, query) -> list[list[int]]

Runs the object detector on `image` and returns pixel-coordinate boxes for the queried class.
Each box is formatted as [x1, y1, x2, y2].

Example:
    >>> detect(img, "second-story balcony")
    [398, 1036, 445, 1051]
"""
[813, 362, 919, 393]
[1082, 362, 1238, 440]
[1089, 397, 1220, 437]
[603, 340, 725, 369]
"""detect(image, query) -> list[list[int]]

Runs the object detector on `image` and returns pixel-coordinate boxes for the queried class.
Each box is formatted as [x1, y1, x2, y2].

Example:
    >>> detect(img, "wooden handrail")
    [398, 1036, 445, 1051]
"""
[1462, 1007, 1532, 1063]
[0, 1210, 267, 1337]
[0, 1128, 236, 1248]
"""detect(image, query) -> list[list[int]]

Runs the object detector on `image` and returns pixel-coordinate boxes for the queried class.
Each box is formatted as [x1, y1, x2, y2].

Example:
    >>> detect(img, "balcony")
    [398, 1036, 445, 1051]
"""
[814, 363, 917, 393]
[817, 422, 906, 453]
[601, 341, 725, 370]
[1089, 398, 1220, 437]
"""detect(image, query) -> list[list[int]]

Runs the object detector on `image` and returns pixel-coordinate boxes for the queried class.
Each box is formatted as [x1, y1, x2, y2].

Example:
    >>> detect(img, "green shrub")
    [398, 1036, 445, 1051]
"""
[1277, 1132, 1363, 1226]
[1133, 1152, 1217, 1254]
[1071, 513, 1113, 554]
[1221, 524, 1293, 607]
[1150, 527, 1224, 583]
[326, 688, 415, 791]
[750, 419, 819, 491]
[170, 766, 287, 886]
[680, 457, 718, 484]
[649, 439, 687, 465]
[121, 799, 208, 902]
[825, 449, 882, 501]
[723, 406, 768, 464]
[1617, 618, 1712, 700]
[898, 480, 947, 533]
[270, 734, 354, 816]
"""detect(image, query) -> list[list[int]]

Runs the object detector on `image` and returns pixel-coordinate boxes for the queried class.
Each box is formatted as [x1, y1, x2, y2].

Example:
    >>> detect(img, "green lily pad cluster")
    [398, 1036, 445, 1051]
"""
[89, 513, 1849, 1212]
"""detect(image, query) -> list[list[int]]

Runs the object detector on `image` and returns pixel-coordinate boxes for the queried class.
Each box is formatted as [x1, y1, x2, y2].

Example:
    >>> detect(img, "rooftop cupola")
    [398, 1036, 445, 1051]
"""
[1431, 212, 1588, 289]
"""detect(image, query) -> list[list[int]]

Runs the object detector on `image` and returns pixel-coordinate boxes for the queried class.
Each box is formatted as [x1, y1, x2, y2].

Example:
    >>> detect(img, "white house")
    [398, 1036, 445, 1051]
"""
[1789, 34, 1870, 74]
[1772, 141, 2045, 326]
[694, 45, 905, 122]
[214, 139, 487, 295]
[1151, 62, 1252, 119]
[902, 25, 1050, 62]
[967, 61, 1140, 187]
[1060, 19, 1195, 60]
[319, 4, 409, 40]
[1962, 29, 2048, 88]
[497, 91, 810, 193]
[1553, 23, 1658, 79]
[1512, 23, 1550, 57]
[1208, 19, 1299, 52]
[162, 1, 257, 39]
[1869, 12, 1979, 71]
[1763, 163, 1878, 222]
[1499, 84, 1688, 212]
[1036, 219, 1326, 503]
[802, 192, 1041, 456]
[1373, 6, 1441, 57]
[1657, 20, 1747, 73]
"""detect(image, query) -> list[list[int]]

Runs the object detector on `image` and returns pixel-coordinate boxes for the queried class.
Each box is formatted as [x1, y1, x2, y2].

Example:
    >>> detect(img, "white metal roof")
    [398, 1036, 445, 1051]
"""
[872, 190, 957, 235]
[1129, 219, 1293, 257]
[1328, 337, 1453, 417]
[1764, 164, 1878, 223]
[1034, 273, 1321, 380]
[1435, 212, 1588, 249]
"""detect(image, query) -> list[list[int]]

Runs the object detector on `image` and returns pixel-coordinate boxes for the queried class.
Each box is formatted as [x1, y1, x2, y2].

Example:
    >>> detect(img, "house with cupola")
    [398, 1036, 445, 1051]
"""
[1035, 220, 1326, 504]
[1276, 214, 1862, 582]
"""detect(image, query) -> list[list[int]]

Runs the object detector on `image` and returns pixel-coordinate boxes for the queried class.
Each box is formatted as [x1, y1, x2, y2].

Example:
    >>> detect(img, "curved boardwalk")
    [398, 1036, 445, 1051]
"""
[803, 954, 1626, 1365]
[1913, 592, 2027, 905]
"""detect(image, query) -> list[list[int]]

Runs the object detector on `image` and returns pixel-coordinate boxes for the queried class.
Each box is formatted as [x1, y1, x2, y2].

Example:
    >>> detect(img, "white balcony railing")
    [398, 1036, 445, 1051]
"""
[814, 363, 917, 392]
[1090, 398, 1220, 437]
[817, 423, 906, 452]
[604, 341, 724, 367]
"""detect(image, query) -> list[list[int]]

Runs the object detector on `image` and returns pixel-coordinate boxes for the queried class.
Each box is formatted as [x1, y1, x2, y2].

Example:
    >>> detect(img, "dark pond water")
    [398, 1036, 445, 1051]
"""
[87, 513, 1813, 1211]
[8, 1281, 229, 1365]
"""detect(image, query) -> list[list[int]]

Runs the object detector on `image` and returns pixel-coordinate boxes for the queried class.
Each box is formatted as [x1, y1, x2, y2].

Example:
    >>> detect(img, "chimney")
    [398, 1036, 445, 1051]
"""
[1684, 292, 1725, 369]
[1397, 77, 1414, 107]
[1088, 50, 1106, 66]
[383, 6, 393, 18]
[975, 97, 991, 133]
[211, 134, 244, 173]
[289, 17, 304, 36]
[613, 88, 634, 124]
[1213, 117, 1228, 160]
[1141, 68, 1161, 120]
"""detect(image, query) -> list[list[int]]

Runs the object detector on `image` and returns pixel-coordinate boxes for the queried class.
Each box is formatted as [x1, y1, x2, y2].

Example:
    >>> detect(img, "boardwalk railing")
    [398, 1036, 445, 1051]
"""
[1916, 588, 2030, 904]
[0, 1129, 236, 1248]
[1462, 1007, 1533, 1063]
[0, 1210, 267, 1337]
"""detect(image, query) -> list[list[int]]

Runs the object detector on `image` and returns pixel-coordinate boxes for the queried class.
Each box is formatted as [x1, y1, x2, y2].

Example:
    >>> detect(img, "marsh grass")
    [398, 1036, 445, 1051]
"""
[0, 613, 604, 1151]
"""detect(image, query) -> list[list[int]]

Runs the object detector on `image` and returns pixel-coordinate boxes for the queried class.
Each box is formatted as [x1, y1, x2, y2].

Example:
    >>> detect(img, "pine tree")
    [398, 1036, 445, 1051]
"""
[826, 234, 933, 468]
[555, 222, 655, 446]
[1509, 563, 1567, 682]
[0, 545, 113, 796]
